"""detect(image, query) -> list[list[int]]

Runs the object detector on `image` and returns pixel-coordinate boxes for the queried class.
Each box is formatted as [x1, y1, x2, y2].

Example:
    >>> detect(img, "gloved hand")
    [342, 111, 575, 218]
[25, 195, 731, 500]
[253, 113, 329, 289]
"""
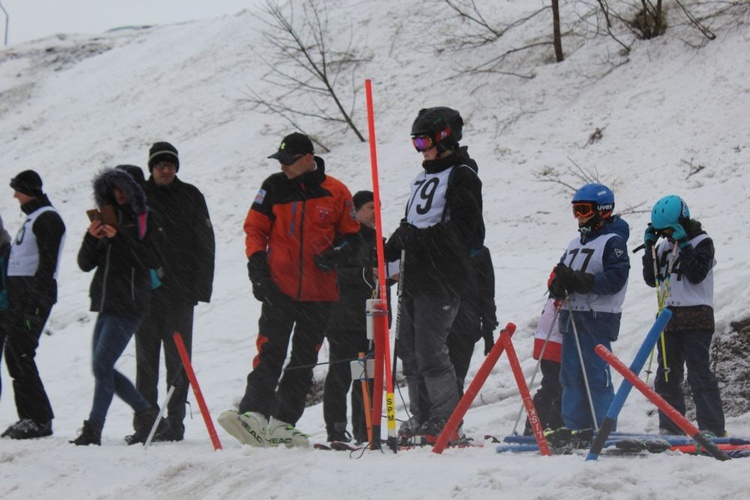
[23, 306, 44, 332]
[552, 263, 594, 295]
[644, 224, 658, 248]
[669, 223, 689, 248]
[385, 223, 417, 259]
[314, 249, 342, 272]
[482, 318, 497, 356]
[251, 276, 281, 305]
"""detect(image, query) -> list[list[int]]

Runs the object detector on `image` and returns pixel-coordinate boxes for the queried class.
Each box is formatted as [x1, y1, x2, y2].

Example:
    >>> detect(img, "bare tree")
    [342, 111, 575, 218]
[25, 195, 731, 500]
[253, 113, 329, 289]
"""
[242, 0, 369, 145]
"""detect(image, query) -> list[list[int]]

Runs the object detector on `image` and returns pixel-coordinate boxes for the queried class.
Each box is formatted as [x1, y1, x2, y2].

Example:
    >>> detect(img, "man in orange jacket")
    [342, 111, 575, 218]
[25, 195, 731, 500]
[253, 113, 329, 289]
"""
[219, 132, 360, 448]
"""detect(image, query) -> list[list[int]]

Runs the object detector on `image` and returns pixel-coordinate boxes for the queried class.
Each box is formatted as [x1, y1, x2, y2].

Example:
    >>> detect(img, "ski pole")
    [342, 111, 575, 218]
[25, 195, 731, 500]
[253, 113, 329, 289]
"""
[566, 301, 599, 432]
[144, 385, 175, 449]
[595, 343, 730, 461]
[585, 309, 672, 461]
[510, 301, 561, 435]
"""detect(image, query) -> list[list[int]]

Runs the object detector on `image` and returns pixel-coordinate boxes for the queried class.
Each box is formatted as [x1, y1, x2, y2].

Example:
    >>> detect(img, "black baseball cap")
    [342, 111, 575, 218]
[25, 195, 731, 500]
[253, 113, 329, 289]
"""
[268, 133, 314, 165]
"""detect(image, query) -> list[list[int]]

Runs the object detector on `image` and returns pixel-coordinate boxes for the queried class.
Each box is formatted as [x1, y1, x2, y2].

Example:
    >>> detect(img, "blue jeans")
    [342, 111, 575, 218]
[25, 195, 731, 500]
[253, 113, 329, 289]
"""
[88, 313, 151, 427]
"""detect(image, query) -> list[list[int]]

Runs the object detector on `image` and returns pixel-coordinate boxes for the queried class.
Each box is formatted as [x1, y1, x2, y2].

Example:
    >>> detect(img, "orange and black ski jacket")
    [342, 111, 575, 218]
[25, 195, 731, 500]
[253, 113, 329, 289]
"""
[244, 157, 360, 302]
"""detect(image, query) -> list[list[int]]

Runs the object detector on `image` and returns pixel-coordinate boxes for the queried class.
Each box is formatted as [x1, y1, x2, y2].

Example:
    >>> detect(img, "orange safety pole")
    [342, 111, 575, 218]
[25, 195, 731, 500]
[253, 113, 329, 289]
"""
[173, 332, 222, 450]
[500, 333, 551, 455]
[433, 323, 516, 454]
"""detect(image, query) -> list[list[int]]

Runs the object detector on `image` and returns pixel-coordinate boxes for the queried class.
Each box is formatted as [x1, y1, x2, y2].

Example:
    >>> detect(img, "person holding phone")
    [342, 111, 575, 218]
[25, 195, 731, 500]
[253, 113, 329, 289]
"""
[71, 168, 161, 446]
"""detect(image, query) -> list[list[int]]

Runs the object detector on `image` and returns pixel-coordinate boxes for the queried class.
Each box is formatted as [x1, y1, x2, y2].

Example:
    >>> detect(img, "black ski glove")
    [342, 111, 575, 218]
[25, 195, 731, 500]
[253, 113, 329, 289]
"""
[554, 263, 594, 295]
[251, 276, 281, 305]
[385, 223, 417, 260]
[482, 318, 497, 356]
[314, 241, 354, 272]
[247, 254, 281, 305]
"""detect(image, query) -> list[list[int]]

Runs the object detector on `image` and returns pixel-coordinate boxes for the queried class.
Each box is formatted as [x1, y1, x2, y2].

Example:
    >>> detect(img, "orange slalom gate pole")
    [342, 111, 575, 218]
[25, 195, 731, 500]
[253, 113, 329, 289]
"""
[433, 323, 516, 454]
[500, 334, 551, 456]
[365, 79, 396, 450]
[173, 332, 222, 450]
[359, 352, 374, 444]
[595, 344, 729, 461]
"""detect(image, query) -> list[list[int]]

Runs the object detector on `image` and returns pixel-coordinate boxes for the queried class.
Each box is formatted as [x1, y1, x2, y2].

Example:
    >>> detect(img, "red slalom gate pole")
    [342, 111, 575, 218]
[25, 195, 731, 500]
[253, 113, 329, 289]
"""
[365, 79, 397, 450]
[501, 334, 551, 456]
[433, 323, 516, 454]
[595, 345, 729, 461]
[173, 332, 222, 450]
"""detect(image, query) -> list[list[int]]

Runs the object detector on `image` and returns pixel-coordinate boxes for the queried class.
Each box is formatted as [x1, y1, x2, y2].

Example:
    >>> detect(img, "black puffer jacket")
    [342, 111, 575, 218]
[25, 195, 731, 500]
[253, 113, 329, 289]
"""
[145, 177, 214, 304]
[78, 169, 161, 314]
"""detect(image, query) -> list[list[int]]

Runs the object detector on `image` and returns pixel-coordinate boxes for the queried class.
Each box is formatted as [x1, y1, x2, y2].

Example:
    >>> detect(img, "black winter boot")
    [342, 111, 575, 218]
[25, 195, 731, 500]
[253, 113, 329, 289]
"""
[153, 418, 185, 442]
[70, 420, 102, 446]
[124, 408, 160, 445]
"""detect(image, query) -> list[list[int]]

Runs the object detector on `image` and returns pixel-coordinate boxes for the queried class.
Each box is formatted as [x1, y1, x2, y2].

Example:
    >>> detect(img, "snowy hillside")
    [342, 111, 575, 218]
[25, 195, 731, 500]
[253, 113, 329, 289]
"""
[1, 1, 750, 498]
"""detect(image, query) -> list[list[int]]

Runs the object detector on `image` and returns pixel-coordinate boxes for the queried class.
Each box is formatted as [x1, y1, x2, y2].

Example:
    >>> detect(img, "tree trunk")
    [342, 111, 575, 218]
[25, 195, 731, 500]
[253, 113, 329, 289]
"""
[552, 0, 564, 62]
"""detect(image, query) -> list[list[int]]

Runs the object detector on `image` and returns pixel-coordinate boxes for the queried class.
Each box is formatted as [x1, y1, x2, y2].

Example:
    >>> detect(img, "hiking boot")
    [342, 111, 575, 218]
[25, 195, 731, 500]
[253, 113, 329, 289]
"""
[124, 408, 160, 445]
[267, 417, 310, 448]
[70, 420, 102, 446]
[3, 419, 53, 440]
[327, 430, 352, 443]
[398, 416, 423, 438]
[327, 422, 352, 443]
[152, 418, 185, 443]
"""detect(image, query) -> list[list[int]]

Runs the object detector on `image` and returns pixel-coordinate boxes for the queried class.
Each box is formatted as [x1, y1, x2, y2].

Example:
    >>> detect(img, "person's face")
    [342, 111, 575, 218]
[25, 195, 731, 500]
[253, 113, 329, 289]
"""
[356, 201, 376, 229]
[113, 187, 128, 206]
[13, 190, 33, 206]
[280, 153, 314, 179]
[421, 146, 439, 161]
[152, 161, 177, 186]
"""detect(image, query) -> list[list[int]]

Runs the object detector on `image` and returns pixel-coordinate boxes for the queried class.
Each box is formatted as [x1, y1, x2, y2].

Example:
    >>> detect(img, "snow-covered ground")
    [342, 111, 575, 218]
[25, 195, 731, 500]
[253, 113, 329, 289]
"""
[1, 2, 750, 498]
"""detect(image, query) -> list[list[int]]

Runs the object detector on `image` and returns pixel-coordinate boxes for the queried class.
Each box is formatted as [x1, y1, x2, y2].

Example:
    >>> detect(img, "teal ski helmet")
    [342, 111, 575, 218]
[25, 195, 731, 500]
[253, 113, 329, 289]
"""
[651, 195, 690, 230]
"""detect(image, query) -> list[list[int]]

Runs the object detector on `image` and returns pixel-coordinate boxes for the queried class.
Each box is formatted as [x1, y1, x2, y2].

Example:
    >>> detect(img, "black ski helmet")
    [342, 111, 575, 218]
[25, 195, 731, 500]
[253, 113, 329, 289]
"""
[410, 107, 463, 152]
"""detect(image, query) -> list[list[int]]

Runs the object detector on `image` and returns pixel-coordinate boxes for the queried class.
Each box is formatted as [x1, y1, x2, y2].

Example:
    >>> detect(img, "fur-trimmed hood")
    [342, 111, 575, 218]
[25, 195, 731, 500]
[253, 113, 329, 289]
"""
[93, 168, 147, 214]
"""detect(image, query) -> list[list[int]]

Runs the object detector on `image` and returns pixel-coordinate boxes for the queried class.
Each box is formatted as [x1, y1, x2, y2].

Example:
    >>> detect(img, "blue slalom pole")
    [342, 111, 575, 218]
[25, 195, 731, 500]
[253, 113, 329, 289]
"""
[585, 309, 672, 461]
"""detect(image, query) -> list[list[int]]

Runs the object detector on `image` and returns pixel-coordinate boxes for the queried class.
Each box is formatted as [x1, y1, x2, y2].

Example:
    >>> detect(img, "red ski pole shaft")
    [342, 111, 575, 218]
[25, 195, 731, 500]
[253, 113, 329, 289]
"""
[433, 323, 516, 454]
[595, 345, 729, 461]
[173, 332, 222, 451]
[501, 334, 551, 456]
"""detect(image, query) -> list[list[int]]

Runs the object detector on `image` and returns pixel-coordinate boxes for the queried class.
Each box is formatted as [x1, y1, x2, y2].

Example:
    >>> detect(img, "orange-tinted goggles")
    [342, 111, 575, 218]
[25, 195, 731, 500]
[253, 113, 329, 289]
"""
[572, 202, 596, 218]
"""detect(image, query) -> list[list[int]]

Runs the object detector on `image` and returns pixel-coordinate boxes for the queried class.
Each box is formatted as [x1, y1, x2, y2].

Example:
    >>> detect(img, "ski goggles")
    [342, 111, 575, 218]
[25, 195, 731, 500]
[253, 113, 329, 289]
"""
[411, 135, 435, 152]
[572, 202, 597, 218]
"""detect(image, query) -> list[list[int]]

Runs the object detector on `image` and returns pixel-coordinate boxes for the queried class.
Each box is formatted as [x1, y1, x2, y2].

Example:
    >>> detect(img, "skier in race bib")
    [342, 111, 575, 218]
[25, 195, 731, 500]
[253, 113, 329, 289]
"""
[548, 183, 630, 432]
[2, 170, 65, 440]
[642, 195, 725, 437]
[385, 107, 484, 443]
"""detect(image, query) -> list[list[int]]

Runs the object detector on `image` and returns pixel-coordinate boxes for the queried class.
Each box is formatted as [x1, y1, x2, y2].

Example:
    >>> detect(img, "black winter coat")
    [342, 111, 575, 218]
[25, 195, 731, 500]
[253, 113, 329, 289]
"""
[145, 177, 215, 304]
[328, 225, 378, 332]
[78, 169, 161, 314]
[6, 195, 66, 310]
[387, 147, 484, 297]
